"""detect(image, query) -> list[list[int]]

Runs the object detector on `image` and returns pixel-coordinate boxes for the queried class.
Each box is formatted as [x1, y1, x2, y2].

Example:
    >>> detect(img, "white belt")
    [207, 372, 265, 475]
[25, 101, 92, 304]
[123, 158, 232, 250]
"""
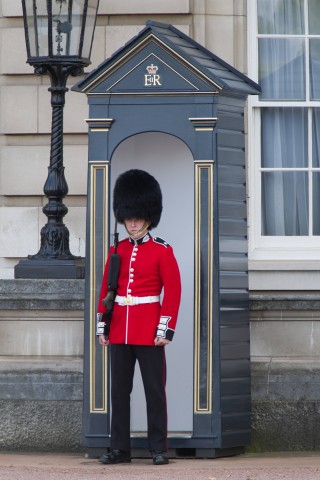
[115, 295, 160, 306]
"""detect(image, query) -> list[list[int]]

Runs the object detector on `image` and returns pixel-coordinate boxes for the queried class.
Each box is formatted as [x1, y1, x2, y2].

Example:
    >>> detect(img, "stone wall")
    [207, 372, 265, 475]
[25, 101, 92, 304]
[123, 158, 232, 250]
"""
[1, 279, 319, 452]
[0, 279, 84, 452]
[250, 294, 320, 452]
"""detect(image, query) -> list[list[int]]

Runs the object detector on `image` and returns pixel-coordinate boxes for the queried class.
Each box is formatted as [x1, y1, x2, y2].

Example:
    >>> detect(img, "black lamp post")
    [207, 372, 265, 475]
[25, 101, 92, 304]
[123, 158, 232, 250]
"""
[15, 0, 99, 279]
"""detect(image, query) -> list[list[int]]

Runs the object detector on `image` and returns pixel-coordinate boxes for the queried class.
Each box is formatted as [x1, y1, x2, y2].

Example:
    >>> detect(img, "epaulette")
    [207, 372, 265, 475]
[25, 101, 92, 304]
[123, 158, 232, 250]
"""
[153, 237, 170, 248]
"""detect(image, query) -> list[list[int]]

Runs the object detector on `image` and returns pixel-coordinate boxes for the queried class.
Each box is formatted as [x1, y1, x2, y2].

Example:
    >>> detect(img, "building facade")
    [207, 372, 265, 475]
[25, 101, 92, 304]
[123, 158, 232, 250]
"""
[0, 0, 320, 452]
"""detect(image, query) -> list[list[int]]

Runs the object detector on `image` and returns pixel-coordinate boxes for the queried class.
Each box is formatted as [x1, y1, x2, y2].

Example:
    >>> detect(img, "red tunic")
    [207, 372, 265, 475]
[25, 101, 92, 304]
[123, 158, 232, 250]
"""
[97, 232, 181, 346]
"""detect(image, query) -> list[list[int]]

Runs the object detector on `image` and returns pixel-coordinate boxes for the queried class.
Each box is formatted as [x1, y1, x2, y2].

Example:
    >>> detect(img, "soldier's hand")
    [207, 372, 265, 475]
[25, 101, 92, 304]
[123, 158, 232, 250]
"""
[154, 337, 170, 346]
[99, 334, 110, 346]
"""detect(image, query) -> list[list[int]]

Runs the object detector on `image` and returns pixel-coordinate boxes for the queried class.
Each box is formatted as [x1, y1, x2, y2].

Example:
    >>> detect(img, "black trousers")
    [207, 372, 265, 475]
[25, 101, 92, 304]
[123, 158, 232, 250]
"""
[110, 344, 167, 453]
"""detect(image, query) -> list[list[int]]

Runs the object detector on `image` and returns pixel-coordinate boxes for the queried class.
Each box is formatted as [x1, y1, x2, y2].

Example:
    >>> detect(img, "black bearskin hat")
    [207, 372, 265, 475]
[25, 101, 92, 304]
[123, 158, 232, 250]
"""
[113, 169, 162, 229]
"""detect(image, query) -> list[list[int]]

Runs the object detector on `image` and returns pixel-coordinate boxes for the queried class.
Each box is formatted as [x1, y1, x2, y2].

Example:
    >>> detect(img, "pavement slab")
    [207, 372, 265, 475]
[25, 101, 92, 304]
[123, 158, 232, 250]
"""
[0, 452, 319, 480]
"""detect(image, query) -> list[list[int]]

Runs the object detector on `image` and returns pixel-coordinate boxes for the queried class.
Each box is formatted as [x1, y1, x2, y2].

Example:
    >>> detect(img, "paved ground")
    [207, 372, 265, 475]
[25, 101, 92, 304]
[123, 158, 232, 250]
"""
[0, 452, 320, 480]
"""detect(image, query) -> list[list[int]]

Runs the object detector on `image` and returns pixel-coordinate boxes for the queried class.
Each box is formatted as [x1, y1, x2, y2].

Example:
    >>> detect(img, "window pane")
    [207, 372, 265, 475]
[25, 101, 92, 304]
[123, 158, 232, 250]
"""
[313, 173, 320, 235]
[309, 0, 320, 34]
[259, 39, 305, 100]
[312, 109, 320, 167]
[261, 108, 308, 168]
[310, 40, 320, 100]
[262, 172, 309, 235]
[258, 0, 304, 34]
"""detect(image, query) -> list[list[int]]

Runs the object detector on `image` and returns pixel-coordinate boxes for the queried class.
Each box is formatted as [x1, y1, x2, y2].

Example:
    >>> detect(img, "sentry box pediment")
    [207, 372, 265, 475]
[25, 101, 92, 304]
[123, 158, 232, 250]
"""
[73, 20, 260, 97]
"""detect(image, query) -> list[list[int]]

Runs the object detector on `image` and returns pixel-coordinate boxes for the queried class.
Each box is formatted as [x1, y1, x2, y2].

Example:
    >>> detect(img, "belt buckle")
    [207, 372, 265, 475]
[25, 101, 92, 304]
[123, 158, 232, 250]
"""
[124, 296, 133, 305]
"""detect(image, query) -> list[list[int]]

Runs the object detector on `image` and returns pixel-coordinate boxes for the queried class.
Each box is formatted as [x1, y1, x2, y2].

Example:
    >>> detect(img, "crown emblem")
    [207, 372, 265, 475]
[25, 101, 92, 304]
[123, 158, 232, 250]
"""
[146, 64, 158, 75]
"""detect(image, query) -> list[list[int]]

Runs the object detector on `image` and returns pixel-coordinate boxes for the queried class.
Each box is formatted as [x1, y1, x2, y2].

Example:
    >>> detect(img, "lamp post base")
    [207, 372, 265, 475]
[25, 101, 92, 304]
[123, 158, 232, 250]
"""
[14, 258, 85, 279]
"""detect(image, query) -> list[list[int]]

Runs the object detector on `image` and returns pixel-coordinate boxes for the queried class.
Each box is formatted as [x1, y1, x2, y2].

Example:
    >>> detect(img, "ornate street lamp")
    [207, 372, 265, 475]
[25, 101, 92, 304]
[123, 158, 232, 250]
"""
[15, 0, 100, 279]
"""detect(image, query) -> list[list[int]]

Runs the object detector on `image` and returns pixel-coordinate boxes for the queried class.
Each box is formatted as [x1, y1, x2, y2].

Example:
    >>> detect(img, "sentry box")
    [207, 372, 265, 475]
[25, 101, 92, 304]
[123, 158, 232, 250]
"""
[73, 21, 260, 459]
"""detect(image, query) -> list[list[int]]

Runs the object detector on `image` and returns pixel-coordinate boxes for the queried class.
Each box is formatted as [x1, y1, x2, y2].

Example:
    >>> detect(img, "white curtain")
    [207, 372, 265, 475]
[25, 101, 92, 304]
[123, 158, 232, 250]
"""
[259, 38, 305, 100]
[261, 108, 308, 235]
[258, 0, 309, 235]
[313, 110, 320, 234]
[258, 0, 304, 34]
[310, 39, 320, 100]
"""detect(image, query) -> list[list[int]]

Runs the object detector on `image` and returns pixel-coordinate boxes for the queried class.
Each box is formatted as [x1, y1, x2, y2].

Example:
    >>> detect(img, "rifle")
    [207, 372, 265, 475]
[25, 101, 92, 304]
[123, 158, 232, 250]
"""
[101, 217, 120, 336]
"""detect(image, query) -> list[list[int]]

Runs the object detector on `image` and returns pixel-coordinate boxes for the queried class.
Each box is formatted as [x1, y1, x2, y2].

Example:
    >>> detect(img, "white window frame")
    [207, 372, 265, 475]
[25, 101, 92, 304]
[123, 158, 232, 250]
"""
[247, 0, 320, 262]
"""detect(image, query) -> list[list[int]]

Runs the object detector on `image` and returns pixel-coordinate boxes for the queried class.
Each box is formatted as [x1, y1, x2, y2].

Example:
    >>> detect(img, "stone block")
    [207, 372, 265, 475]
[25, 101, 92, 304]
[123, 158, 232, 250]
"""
[192, 0, 206, 14]
[205, 15, 234, 66]
[1, 0, 21, 17]
[234, 15, 247, 73]
[0, 145, 87, 196]
[251, 320, 320, 357]
[0, 259, 17, 280]
[0, 146, 47, 196]
[0, 357, 83, 402]
[0, 400, 82, 452]
[0, 207, 39, 257]
[63, 146, 88, 195]
[0, 28, 33, 75]
[106, 25, 145, 59]
[0, 372, 82, 401]
[250, 401, 317, 451]
[38, 86, 88, 133]
[52, 206, 86, 258]
[193, 14, 206, 46]
[99, 0, 189, 14]
[249, 270, 320, 291]
[251, 358, 320, 402]
[205, 0, 234, 15]
[0, 320, 84, 356]
[63, 90, 89, 134]
[0, 279, 85, 311]
[0, 86, 38, 134]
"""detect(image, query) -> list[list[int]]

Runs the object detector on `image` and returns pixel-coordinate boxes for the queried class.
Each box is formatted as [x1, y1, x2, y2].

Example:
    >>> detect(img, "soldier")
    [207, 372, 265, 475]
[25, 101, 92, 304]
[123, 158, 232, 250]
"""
[97, 169, 181, 466]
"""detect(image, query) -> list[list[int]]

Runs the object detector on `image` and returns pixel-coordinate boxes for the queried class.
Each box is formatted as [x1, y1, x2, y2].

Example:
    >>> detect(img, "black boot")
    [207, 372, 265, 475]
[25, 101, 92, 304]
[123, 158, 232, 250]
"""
[99, 449, 131, 464]
[152, 451, 169, 465]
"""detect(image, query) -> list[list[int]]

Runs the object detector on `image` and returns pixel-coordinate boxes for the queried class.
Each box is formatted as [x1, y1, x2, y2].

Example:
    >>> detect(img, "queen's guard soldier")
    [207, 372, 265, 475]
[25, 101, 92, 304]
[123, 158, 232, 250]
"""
[96, 169, 181, 465]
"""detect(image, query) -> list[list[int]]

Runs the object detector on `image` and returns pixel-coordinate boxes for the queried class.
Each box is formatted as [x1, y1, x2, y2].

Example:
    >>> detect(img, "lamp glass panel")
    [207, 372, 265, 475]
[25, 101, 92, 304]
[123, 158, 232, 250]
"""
[81, 0, 100, 58]
[24, 1, 49, 57]
[23, 0, 99, 60]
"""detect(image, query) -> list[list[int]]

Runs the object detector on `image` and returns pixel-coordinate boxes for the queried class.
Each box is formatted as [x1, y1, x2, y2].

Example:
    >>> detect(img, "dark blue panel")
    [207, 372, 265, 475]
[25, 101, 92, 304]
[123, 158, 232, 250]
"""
[219, 218, 247, 236]
[218, 201, 247, 219]
[218, 165, 245, 184]
[220, 290, 249, 309]
[220, 326, 250, 343]
[221, 381, 250, 398]
[221, 359, 251, 378]
[219, 237, 248, 254]
[220, 272, 248, 289]
[218, 147, 245, 166]
[216, 113, 244, 131]
[221, 413, 251, 430]
[219, 183, 246, 201]
[221, 396, 251, 415]
[220, 308, 249, 324]
[220, 342, 250, 360]
[217, 132, 245, 149]
[221, 430, 251, 449]
[220, 254, 247, 272]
